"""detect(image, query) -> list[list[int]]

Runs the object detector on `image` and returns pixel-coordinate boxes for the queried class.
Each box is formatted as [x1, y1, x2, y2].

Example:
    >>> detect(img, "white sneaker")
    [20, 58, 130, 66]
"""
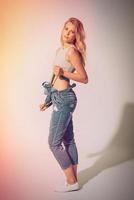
[54, 181, 80, 192]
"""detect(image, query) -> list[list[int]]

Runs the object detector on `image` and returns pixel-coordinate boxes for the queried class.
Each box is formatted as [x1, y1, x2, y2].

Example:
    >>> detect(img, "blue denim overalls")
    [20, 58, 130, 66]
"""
[42, 82, 78, 169]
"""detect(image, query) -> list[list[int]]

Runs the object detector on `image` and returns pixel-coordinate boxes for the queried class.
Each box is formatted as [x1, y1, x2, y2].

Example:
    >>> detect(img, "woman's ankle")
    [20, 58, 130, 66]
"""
[66, 178, 77, 185]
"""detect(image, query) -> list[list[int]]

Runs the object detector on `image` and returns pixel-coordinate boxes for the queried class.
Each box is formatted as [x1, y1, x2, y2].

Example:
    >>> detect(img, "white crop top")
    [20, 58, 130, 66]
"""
[52, 44, 76, 73]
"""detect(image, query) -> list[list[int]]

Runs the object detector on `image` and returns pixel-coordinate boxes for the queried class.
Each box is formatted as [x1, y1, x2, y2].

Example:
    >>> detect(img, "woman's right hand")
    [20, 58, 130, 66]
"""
[39, 103, 48, 111]
[53, 65, 63, 76]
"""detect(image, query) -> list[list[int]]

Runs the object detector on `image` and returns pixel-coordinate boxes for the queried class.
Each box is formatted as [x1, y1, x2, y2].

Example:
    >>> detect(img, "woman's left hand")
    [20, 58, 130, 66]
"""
[53, 65, 63, 76]
[39, 103, 48, 111]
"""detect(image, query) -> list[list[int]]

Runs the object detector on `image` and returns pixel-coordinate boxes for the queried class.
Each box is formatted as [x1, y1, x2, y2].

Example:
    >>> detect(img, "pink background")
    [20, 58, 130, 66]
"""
[0, 0, 134, 200]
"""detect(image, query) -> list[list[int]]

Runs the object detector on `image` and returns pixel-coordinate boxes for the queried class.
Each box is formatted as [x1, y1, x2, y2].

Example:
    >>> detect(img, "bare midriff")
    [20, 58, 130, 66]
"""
[52, 76, 70, 91]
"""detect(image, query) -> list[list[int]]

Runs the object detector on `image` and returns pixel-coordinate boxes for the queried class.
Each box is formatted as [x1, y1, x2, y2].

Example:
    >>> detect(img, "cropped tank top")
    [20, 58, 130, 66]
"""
[52, 44, 76, 82]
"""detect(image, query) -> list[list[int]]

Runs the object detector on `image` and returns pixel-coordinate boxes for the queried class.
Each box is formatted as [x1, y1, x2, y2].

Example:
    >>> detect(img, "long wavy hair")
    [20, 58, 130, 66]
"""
[60, 17, 86, 66]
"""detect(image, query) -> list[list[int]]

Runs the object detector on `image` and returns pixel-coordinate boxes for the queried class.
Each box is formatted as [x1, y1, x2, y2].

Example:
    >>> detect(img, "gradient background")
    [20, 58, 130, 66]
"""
[0, 0, 134, 200]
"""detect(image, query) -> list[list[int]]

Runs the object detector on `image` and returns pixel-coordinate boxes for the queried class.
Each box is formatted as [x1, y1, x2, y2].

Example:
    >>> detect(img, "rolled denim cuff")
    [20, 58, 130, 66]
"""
[42, 81, 52, 95]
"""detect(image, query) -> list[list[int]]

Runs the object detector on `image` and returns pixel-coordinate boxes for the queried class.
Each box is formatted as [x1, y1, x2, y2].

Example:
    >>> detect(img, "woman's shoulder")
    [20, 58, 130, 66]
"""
[67, 45, 80, 57]
[67, 45, 84, 64]
[54, 45, 79, 57]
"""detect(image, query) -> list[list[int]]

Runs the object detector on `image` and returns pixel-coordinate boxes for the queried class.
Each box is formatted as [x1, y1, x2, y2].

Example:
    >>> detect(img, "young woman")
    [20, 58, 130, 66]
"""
[39, 17, 88, 192]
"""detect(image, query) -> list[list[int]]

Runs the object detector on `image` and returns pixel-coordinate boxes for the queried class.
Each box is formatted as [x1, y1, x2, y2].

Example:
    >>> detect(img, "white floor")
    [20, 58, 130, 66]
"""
[2, 150, 134, 200]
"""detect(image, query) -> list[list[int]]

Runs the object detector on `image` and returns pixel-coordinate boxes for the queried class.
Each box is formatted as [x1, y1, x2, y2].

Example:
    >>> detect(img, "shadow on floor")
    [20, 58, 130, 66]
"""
[78, 102, 134, 187]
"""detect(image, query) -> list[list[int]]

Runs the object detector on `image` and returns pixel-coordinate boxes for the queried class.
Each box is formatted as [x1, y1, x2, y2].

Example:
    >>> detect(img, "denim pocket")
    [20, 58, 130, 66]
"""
[51, 89, 77, 113]
[60, 92, 77, 113]
[60, 91, 77, 102]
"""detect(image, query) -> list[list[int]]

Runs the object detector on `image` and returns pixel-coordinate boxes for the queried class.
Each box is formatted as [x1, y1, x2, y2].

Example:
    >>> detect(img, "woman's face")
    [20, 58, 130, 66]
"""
[62, 22, 77, 44]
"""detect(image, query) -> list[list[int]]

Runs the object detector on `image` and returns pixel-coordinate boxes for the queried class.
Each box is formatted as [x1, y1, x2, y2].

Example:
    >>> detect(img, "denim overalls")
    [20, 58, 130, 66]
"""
[42, 82, 78, 169]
